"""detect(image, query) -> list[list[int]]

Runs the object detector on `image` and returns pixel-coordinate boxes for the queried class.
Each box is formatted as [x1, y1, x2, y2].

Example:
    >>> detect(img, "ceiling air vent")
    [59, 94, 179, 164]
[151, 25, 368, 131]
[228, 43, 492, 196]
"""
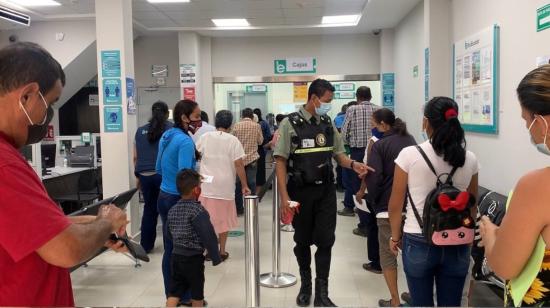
[0, 5, 30, 28]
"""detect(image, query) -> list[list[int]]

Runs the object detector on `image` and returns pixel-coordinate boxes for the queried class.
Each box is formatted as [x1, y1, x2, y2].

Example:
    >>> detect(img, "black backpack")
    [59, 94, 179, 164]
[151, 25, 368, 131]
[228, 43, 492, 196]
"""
[407, 146, 476, 246]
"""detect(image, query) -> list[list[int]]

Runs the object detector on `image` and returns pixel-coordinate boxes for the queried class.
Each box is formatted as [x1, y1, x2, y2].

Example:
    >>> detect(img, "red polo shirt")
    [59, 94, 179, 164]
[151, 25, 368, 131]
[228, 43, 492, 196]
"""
[0, 133, 74, 307]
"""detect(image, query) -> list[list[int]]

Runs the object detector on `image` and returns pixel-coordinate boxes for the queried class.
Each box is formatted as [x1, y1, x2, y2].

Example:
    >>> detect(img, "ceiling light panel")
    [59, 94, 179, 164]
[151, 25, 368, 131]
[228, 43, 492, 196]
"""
[6, 0, 60, 6]
[147, 0, 190, 3]
[321, 14, 360, 25]
[212, 18, 250, 27]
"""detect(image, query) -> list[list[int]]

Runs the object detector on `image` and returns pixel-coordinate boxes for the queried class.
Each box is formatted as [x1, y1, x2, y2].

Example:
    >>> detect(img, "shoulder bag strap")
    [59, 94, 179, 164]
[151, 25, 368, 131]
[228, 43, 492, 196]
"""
[407, 186, 423, 229]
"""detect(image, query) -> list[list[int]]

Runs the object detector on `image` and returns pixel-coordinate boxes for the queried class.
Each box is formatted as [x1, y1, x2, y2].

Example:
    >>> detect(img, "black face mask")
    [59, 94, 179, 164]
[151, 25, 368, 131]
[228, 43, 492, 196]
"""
[25, 106, 54, 145]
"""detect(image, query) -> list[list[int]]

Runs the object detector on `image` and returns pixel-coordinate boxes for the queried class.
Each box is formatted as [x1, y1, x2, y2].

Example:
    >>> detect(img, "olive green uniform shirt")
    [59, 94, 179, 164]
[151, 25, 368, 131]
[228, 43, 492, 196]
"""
[274, 106, 345, 159]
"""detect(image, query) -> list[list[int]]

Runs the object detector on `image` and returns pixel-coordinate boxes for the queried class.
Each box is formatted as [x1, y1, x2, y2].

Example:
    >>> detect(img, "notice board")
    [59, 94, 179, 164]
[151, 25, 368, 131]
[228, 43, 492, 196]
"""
[453, 25, 500, 134]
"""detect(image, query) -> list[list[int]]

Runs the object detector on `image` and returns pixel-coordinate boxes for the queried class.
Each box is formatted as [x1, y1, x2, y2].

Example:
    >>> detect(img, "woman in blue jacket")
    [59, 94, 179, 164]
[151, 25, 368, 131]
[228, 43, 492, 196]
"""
[134, 101, 172, 253]
[156, 99, 202, 301]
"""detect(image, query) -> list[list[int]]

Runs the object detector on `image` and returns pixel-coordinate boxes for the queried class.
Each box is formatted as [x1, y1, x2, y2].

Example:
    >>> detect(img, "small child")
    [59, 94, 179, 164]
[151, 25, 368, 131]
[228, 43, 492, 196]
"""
[166, 169, 222, 307]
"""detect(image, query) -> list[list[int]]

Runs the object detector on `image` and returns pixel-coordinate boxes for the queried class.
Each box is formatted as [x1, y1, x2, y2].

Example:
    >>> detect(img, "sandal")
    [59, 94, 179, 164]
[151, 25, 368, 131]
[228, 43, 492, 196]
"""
[221, 252, 229, 262]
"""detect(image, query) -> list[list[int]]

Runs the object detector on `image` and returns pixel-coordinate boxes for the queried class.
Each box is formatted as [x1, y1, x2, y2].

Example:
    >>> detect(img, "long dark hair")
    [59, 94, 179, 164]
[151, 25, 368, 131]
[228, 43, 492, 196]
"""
[372, 108, 409, 136]
[173, 99, 201, 160]
[147, 101, 169, 143]
[424, 97, 466, 168]
[253, 108, 264, 122]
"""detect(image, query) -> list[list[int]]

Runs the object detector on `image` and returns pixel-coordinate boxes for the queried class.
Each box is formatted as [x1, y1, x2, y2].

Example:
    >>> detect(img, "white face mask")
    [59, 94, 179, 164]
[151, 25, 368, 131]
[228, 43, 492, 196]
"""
[528, 115, 550, 156]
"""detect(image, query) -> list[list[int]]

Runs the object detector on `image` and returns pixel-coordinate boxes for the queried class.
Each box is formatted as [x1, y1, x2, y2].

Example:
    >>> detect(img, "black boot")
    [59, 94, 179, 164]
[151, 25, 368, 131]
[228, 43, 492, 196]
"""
[296, 270, 312, 307]
[314, 278, 336, 307]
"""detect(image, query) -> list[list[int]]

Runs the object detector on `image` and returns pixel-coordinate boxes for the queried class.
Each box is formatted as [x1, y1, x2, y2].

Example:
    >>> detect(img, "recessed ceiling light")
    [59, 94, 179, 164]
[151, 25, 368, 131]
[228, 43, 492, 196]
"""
[147, 0, 190, 3]
[6, 0, 60, 6]
[321, 15, 361, 26]
[212, 19, 250, 28]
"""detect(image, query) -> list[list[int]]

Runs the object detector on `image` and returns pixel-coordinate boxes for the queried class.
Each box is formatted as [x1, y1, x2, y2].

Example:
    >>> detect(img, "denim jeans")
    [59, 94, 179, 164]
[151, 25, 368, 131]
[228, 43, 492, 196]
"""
[402, 233, 471, 307]
[157, 191, 191, 301]
[138, 173, 161, 252]
[343, 147, 365, 210]
[235, 162, 257, 213]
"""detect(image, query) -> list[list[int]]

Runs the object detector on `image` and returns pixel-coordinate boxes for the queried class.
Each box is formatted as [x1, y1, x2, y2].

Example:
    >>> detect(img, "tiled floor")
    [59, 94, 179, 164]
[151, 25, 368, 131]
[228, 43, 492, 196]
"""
[71, 189, 501, 307]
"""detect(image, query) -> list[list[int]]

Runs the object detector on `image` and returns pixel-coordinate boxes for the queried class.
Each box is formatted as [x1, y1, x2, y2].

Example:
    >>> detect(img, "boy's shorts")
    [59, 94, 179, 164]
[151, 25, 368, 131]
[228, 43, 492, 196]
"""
[169, 254, 205, 300]
[377, 218, 398, 270]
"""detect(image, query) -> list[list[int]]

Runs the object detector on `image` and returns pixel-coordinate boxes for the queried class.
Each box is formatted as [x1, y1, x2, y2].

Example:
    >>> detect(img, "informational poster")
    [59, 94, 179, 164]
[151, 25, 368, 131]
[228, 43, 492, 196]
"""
[425, 48, 430, 103]
[180, 64, 196, 85]
[44, 125, 54, 141]
[104, 106, 123, 133]
[102, 78, 122, 105]
[152, 64, 168, 77]
[382, 73, 395, 108]
[101, 50, 121, 78]
[183, 87, 196, 100]
[126, 77, 136, 115]
[293, 82, 308, 102]
[335, 92, 355, 100]
[89, 94, 99, 106]
[453, 25, 499, 134]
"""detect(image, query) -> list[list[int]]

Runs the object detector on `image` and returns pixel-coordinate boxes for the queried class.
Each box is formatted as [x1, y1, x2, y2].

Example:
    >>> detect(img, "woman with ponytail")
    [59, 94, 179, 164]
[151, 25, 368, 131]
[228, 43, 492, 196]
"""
[355, 108, 416, 307]
[134, 101, 171, 253]
[155, 99, 202, 304]
[387, 97, 479, 306]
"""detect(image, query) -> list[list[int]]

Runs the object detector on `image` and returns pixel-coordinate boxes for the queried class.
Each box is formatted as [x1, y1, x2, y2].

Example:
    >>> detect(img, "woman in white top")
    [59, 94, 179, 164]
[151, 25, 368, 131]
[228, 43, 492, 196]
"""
[196, 110, 251, 261]
[388, 97, 479, 306]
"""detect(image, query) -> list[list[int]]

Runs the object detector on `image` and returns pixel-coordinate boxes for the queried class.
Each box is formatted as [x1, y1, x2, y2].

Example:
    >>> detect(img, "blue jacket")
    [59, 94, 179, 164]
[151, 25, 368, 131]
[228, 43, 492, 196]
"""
[334, 112, 346, 129]
[156, 127, 196, 195]
[135, 122, 172, 175]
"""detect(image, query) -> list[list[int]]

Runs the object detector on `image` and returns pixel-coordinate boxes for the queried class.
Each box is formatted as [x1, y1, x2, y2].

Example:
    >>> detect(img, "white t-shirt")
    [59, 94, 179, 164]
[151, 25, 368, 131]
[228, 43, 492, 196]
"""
[196, 131, 246, 200]
[192, 122, 216, 143]
[395, 141, 480, 234]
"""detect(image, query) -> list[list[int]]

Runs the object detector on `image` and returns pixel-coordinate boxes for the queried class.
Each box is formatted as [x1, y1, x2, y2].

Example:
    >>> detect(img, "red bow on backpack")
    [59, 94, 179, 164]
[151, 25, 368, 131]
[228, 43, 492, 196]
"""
[438, 192, 470, 212]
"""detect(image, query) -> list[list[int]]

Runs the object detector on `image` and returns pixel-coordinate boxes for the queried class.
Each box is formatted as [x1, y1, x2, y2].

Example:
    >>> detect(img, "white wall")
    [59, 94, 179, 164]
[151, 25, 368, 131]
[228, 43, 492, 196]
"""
[451, 0, 550, 194]
[393, 1, 425, 141]
[134, 35, 180, 88]
[211, 34, 381, 77]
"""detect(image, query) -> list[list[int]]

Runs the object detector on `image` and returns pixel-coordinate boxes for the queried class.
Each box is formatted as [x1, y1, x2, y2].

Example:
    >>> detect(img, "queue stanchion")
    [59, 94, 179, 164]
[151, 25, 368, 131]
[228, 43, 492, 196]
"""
[259, 162, 297, 288]
[245, 195, 260, 307]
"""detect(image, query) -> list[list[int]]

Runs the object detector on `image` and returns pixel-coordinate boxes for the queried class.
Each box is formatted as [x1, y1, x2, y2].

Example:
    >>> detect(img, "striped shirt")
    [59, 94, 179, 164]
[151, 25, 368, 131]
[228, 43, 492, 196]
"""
[232, 118, 264, 166]
[341, 101, 380, 148]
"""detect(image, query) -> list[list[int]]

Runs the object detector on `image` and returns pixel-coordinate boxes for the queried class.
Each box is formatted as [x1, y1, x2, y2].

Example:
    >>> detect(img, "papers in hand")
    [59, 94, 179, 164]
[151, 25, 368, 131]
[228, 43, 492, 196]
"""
[354, 196, 370, 213]
[201, 175, 214, 184]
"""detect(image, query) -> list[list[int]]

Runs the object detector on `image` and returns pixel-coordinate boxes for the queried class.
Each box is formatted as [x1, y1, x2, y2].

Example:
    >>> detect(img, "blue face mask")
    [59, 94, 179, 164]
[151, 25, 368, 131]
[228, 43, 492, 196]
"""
[315, 100, 332, 116]
[371, 128, 384, 139]
[421, 131, 429, 141]
[529, 115, 550, 156]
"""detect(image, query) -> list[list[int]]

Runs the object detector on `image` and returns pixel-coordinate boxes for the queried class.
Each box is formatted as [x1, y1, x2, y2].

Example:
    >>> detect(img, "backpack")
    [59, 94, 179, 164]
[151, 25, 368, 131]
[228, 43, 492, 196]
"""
[407, 145, 476, 246]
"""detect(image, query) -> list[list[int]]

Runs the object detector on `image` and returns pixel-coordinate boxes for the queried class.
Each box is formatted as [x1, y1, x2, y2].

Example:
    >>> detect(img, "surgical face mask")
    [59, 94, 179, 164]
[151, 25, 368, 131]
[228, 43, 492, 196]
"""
[421, 130, 429, 141]
[188, 120, 202, 134]
[19, 92, 53, 145]
[315, 99, 332, 116]
[528, 115, 550, 155]
[371, 128, 384, 139]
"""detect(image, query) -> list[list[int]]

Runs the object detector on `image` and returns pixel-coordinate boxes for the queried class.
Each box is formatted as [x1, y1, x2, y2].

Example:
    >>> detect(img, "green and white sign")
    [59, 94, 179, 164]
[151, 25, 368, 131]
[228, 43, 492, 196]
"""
[246, 84, 267, 93]
[335, 83, 355, 91]
[81, 132, 91, 144]
[537, 4, 550, 32]
[335, 92, 355, 100]
[274, 58, 316, 74]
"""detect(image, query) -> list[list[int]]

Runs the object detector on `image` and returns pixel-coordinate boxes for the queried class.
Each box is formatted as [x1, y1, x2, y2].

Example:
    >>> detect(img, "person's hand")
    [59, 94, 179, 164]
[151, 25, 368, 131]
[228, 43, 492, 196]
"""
[242, 186, 252, 196]
[105, 239, 128, 253]
[355, 192, 365, 204]
[352, 162, 375, 178]
[98, 204, 128, 233]
[389, 238, 401, 256]
[136, 177, 141, 191]
[280, 195, 295, 218]
[479, 216, 498, 248]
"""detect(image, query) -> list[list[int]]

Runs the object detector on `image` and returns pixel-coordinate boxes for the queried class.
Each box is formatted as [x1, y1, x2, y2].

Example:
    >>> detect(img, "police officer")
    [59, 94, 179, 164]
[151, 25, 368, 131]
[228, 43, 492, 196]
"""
[274, 79, 371, 307]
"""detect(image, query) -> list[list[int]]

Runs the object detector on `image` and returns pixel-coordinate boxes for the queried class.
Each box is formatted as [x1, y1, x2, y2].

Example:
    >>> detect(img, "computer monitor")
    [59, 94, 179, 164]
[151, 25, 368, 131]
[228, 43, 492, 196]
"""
[41, 144, 56, 169]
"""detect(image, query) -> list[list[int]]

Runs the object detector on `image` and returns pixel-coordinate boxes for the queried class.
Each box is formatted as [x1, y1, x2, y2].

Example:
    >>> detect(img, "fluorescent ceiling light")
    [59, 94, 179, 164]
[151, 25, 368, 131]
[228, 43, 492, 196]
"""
[147, 0, 190, 3]
[321, 14, 361, 26]
[212, 19, 249, 28]
[7, 0, 60, 6]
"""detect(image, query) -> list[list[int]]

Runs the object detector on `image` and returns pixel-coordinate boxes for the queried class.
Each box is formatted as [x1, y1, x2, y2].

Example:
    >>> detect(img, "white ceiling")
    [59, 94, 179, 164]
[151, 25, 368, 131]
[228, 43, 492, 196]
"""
[0, 0, 421, 36]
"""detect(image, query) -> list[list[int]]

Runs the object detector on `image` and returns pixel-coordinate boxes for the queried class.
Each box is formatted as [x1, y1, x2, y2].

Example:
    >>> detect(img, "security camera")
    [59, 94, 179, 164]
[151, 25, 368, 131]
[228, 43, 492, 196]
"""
[8, 35, 17, 43]
[372, 29, 381, 36]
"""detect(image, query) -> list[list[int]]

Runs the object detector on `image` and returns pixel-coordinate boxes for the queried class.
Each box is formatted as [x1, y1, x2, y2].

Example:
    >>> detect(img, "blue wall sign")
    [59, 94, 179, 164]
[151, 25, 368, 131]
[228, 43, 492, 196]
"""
[101, 50, 121, 78]
[103, 78, 122, 105]
[104, 106, 123, 133]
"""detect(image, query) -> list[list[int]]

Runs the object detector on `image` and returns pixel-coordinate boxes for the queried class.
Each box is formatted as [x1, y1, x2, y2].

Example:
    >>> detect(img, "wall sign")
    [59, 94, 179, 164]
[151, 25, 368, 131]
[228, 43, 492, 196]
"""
[334, 92, 355, 100]
[293, 82, 308, 102]
[335, 83, 355, 91]
[183, 87, 196, 100]
[413, 65, 419, 78]
[101, 50, 121, 78]
[89, 94, 99, 106]
[537, 4, 550, 32]
[180, 64, 196, 85]
[274, 58, 316, 74]
[81, 132, 91, 144]
[104, 106, 123, 133]
[425, 48, 430, 103]
[126, 77, 136, 115]
[44, 125, 54, 141]
[453, 25, 500, 134]
[382, 73, 395, 108]
[246, 84, 267, 93]
[102, 78, 122, 105]
[152, 64, 168, 77]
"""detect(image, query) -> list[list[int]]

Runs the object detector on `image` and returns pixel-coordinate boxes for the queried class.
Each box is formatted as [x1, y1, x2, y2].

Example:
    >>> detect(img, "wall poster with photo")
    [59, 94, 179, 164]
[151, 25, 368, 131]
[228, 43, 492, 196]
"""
[453, 25, 500, 134]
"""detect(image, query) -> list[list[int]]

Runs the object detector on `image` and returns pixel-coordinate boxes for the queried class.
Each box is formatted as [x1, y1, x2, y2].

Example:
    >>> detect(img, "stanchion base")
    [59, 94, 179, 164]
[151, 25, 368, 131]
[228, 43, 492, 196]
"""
[260, 272, 297, 288]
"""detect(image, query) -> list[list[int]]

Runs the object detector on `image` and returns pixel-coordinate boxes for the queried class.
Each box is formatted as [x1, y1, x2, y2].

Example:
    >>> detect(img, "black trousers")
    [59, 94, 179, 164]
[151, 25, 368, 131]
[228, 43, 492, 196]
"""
[288, 181, 337, 280]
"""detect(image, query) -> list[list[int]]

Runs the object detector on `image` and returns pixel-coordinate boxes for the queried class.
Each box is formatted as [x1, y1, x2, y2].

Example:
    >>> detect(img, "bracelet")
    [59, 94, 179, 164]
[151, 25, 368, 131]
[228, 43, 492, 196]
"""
[390, 236, 401, 243]
[350, 160, 355, 169]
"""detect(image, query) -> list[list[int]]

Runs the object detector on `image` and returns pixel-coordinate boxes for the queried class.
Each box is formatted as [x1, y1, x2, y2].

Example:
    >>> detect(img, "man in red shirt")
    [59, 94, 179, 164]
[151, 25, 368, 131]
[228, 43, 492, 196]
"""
[0, 42, 129, 307]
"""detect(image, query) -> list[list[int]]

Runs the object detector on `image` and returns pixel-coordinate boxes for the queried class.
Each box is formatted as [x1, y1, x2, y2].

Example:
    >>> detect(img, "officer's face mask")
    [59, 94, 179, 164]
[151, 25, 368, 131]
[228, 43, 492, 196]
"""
[528, 115, 550, 156]
[19, 91, 54, 145]
[314, 97, 332, 116]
